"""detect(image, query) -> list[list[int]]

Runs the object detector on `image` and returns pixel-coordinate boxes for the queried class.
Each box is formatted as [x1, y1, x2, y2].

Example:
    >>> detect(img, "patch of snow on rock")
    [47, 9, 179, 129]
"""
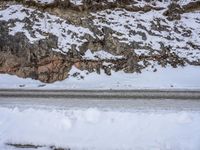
[0, 4, 94, 53]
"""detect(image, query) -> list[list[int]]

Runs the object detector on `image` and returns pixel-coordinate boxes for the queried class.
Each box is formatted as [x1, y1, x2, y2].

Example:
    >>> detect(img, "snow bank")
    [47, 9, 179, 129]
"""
[0, 107, 200, 150]
[0, 65, 200, 89]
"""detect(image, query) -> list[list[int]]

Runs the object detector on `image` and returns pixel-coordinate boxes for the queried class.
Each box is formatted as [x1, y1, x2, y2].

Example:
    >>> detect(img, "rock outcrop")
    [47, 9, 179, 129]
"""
[0, 0, 200, 83]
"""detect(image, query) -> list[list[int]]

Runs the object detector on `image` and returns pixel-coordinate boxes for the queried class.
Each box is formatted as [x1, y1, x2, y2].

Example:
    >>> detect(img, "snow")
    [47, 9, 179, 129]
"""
[1, 2, 200, 149]
[32, 0, 55, 4]
[91, 8, 200, 61]
[134, 0, 198, 7]
[0, 5, 94, 53]
[134, 49, 150, 55]
[28, 0, 199, 7]
[178, 0, 198, 6]
[0, 5, 29, 21]
[83, 49, 123, 60]
[33, 0, 84, 5]
[70, 0, 83, 5]
[0, 3, 200, 89]
[0, 107, 200, 150]
[0, 65, 200, 89]
[0, 4, 200, 60]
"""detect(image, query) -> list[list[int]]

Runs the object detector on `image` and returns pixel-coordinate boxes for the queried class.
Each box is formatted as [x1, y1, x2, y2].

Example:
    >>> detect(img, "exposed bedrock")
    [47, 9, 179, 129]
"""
[0, 1, 200, 83]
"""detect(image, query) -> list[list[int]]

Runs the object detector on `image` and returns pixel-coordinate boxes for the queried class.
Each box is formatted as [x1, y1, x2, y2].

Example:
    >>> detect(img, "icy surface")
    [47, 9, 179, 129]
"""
[0, 107, 200, 150]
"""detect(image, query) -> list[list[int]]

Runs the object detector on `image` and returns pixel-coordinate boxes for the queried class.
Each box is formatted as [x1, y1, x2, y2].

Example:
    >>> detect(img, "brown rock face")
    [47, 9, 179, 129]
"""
[0, 51, 73, 83]
[37, 56, 72, 83]
[0, 21, 73, 83]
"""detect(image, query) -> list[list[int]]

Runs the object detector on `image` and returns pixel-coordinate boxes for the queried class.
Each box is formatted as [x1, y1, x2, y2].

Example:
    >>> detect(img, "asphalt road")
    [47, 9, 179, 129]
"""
[0, 89, 200, 99]
[1, 97, 200, 111]
[0, 89, 200, 111]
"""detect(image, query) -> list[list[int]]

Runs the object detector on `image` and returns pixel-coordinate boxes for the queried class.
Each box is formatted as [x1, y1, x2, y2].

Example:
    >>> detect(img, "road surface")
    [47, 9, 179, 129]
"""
[0, 89, 200, 111]
[0, 89, 200, 99]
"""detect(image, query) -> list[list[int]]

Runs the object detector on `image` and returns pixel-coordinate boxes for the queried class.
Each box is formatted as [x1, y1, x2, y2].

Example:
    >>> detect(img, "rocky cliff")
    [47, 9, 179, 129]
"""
[0, 0, 200, 83]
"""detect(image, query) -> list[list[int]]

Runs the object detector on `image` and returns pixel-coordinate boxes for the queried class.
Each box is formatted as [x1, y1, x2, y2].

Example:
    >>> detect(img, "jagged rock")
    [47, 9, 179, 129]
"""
[0, 20, 72, 83]
[103, 66, 111, 76]
[163, 2, 183, 21]
[124, 57, 141, 73]
[56, 0, 70, 9]
[0, 1, 200, 83]
[183, 1, 200, 13]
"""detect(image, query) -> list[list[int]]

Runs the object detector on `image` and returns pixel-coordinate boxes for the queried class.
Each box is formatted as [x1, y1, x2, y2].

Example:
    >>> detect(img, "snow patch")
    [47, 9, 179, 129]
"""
[83, 49, 123, 60]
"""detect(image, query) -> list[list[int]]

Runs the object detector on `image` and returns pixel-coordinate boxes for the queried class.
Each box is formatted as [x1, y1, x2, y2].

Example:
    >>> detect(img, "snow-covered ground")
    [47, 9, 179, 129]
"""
[0, 105, 200, 150]
[0, 65, 200, 89]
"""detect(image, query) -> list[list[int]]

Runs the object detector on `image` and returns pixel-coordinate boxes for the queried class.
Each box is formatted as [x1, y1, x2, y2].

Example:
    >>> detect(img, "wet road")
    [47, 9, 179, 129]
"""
[0, 97, 200, 112]
[0, 89, 200, 99]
